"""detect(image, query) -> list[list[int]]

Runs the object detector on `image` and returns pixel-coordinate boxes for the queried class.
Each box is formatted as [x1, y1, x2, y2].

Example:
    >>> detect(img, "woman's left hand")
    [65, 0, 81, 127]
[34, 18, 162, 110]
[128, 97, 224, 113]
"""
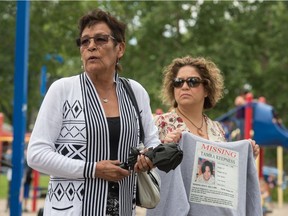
[163, 129, 182, 144]
[134, 152, 154, 173]
[248, 139, 260, 159]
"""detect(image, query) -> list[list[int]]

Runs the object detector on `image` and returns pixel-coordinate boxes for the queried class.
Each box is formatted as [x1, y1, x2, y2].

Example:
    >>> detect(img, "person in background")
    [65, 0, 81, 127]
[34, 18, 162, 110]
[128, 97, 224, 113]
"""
[258, 96, 283, 128]
[154, 108, 163, 116]
[260, 177, 271, 215]
[4, 148, 12, 212]
[258, 96, 266, 103]
[234, 88, 249, 139]
[27, 8, 160, 216]
[272, 110, 283, 127]
[23, 151, 33, 212]
[266, 173, 276, 209]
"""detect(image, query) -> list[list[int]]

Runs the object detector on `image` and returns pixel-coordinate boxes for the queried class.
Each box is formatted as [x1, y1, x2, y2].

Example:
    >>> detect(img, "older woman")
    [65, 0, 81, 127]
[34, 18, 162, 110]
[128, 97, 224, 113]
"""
[27, 9, 160, 216]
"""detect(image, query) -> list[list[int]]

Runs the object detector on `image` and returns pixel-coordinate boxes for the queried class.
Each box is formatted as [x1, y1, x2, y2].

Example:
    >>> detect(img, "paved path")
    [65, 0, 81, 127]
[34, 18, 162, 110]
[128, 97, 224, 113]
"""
[0, 199, 147, 216]
[1, 199, 287, 216]
[267, 203, 288, 216]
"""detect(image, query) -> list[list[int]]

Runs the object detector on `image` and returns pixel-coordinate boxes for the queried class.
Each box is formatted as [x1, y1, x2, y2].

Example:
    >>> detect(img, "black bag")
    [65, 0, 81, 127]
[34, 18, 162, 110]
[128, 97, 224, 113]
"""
[37, 208, 44, 216]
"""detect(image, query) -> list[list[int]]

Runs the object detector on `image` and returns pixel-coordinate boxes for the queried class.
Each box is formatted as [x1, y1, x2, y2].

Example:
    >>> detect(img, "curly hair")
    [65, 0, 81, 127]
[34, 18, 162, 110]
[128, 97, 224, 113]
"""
[76, 9, 126, 72]
[161, 56, 224, 110]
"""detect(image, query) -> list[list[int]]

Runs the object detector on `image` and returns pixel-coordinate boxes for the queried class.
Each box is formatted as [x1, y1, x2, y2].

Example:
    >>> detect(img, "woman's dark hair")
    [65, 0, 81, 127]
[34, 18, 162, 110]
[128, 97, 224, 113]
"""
[77, 9, 126, 71]
[201, 160, 214, 174]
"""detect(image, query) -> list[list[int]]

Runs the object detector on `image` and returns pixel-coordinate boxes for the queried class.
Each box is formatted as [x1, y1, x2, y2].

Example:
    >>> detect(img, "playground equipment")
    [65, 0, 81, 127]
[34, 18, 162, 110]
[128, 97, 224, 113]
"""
[0, 113, 30, 169]
[216, 101, 288, 148]
[216, 95, 288, 208]
[253, 102, 288, 147]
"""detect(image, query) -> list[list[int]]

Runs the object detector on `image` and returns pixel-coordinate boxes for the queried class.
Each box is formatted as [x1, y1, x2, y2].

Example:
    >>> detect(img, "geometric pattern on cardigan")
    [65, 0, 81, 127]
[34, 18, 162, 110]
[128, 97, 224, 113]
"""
[54, 142, 86, 160]
[47, 181, 84, 202]
[55, 99, 86, 160]
[63, 100, 82, 118]
[60, 125, 86, 139]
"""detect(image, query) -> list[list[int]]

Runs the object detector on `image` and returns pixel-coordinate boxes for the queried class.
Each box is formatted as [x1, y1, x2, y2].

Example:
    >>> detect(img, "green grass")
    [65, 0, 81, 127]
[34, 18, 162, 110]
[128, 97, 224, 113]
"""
[271, 187, 288, 203]
[0, 173, 49, 199]
[0, 174, 8, 198]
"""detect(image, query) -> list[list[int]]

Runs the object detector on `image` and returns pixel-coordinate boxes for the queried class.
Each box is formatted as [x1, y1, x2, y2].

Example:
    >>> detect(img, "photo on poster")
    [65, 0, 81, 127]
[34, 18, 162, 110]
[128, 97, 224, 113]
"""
[195, 158, 215, 185]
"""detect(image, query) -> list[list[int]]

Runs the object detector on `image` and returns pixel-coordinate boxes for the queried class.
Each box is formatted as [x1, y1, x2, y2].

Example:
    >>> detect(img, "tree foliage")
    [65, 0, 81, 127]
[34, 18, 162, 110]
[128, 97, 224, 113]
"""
[1, 1, 288, 138]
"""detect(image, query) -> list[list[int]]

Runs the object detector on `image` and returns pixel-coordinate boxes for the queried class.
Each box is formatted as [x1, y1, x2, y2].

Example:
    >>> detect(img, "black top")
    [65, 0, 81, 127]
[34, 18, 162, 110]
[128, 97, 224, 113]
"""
[107, 117, 120, 160]
[106, 117, 121, 215]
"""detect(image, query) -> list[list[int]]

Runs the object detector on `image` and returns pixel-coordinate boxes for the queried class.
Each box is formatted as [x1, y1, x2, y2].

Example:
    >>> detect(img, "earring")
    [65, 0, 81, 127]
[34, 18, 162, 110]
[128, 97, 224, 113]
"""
[81, 58, 84, 70]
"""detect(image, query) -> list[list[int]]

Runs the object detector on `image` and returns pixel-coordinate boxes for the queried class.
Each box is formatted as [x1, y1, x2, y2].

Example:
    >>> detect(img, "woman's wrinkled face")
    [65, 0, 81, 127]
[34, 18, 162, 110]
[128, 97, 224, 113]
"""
[173, 65, 207, 107]
[79, 22, 124, 74]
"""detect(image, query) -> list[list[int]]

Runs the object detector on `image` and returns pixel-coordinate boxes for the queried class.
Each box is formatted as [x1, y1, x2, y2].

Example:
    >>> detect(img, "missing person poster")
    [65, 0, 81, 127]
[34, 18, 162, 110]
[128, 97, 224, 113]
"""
[189, 141, 239, 210]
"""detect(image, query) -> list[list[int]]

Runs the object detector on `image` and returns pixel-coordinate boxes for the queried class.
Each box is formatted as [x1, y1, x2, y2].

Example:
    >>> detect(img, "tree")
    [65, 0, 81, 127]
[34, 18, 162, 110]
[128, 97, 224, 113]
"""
[1, 0, 288, 131]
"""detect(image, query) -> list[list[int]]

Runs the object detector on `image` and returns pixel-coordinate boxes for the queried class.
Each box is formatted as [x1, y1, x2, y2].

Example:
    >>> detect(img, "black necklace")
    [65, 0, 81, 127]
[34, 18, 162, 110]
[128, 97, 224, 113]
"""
[177, 108, 204, 137]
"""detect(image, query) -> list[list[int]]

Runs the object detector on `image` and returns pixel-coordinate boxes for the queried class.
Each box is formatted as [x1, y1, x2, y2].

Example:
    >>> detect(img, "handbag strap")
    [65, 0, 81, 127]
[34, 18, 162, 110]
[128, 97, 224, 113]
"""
[120, 77, 145, 144]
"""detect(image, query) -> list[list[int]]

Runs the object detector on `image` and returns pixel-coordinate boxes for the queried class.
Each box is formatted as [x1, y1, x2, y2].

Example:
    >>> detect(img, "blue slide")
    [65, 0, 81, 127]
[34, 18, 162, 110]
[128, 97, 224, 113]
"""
[216, 102, 288, 148]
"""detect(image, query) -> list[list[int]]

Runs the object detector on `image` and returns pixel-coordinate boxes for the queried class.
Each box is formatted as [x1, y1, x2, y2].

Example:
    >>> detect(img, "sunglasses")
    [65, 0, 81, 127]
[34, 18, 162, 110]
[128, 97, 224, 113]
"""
[76, 34, 115, 48]
[173, 77, 204, 88]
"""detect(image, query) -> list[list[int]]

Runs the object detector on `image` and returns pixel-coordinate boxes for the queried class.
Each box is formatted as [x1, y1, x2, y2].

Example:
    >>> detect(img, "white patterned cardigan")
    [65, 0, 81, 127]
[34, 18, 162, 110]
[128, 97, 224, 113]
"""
[27, 73, 160, 216]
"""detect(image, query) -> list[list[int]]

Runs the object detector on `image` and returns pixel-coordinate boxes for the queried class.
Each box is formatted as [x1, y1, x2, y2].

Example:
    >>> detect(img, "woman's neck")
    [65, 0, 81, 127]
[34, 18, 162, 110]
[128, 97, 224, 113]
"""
[176, 105, 203, 121]
[85, 71, 115, 89]
[176, 106, 207, 138]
